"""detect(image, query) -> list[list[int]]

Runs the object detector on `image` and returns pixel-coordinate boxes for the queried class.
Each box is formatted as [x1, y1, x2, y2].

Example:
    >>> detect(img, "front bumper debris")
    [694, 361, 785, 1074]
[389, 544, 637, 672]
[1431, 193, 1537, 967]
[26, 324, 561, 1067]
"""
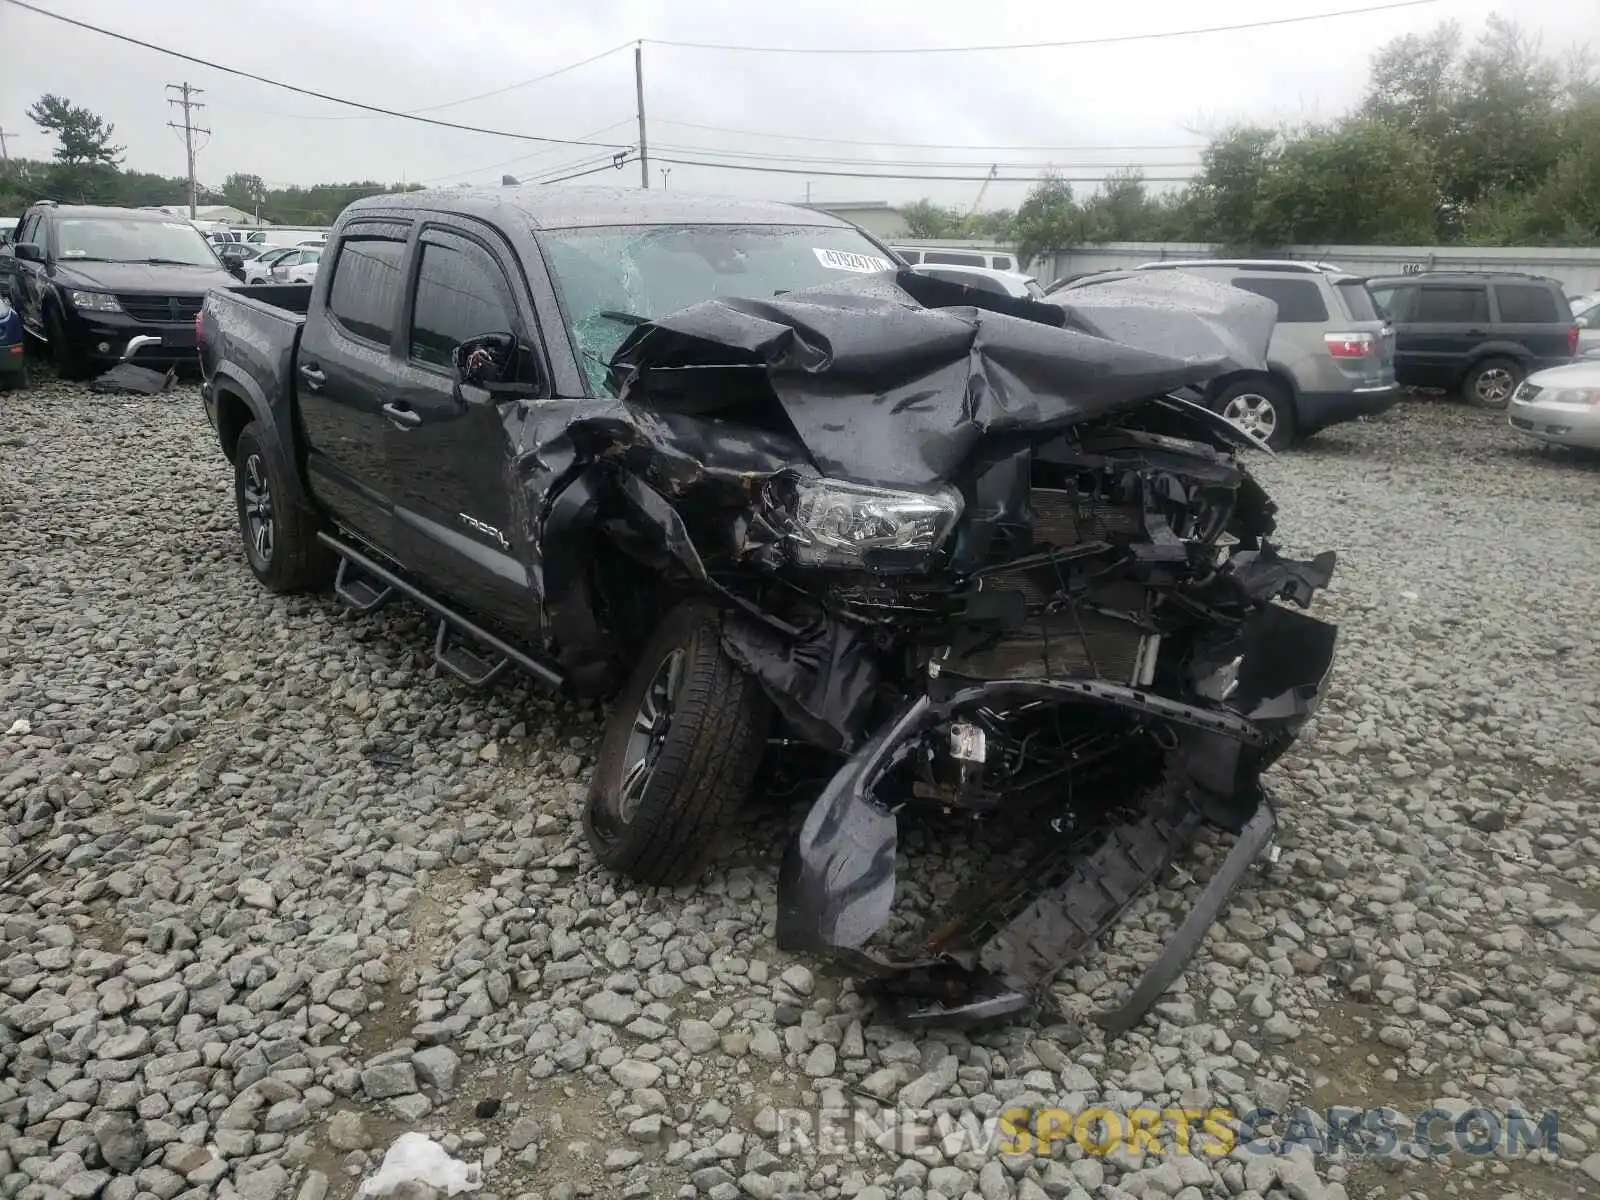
[774, 602, 1337, 1032]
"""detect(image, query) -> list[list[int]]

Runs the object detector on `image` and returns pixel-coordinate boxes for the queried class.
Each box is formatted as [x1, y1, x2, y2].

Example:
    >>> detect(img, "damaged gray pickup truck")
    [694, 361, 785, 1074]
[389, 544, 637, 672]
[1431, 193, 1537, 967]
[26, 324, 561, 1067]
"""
[197, 186, 1338, 1032]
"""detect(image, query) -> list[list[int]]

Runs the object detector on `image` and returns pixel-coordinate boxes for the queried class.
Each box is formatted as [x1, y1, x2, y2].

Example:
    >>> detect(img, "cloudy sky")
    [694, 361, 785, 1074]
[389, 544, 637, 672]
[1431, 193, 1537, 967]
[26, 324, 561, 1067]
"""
[0, 0, 1591, 210]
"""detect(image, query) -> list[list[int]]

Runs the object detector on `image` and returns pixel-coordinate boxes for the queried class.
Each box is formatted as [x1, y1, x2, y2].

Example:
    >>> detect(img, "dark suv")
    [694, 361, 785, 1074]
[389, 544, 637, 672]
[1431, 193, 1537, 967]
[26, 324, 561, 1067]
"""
[0, 201, 238, 379]
[1362, 271, 1578, 408]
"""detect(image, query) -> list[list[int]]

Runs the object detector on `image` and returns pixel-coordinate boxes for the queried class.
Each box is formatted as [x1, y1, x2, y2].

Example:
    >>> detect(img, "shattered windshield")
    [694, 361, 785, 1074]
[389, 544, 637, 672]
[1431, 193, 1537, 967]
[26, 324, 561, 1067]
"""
[537, 223, 897, 393]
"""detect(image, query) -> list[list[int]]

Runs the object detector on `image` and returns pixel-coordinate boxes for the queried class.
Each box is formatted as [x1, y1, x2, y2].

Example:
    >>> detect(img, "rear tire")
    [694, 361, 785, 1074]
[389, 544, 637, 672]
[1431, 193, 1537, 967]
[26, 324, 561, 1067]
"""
[1213, 378, 1296, 450]
[234, 421, 336, 594]
[583, 601, 772, 886]
[1463, 357, 1522, 409]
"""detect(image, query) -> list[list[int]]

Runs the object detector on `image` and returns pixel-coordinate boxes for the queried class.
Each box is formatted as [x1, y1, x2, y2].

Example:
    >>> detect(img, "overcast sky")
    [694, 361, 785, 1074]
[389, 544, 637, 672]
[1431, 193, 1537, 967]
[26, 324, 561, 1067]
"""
[0, 0, 1592, 210]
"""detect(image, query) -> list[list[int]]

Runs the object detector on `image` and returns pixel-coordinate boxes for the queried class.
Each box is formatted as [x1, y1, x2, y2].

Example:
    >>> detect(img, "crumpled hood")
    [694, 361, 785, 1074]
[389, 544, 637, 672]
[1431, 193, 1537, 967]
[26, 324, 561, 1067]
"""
[608, 269, 1276, 487]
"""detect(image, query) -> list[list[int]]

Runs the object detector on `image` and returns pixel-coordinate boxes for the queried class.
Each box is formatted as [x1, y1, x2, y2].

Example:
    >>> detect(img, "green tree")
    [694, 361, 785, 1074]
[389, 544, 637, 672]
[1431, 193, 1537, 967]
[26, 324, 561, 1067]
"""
[1012, 171, 1085, 266]
[967, 207, 1016, 242]
[900, 198, 961, 239]
[1077, 169, 1176, 243]
[220, 173, 267, 216]
[27, 95, 123, 167]
[1361, 16, 1584, 238]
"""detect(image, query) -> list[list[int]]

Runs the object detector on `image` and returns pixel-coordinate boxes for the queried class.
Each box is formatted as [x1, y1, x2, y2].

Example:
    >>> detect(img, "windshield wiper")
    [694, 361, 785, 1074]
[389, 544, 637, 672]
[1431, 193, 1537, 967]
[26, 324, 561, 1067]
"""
[138, 258, 209, 266]
[597, 309, 648, 326]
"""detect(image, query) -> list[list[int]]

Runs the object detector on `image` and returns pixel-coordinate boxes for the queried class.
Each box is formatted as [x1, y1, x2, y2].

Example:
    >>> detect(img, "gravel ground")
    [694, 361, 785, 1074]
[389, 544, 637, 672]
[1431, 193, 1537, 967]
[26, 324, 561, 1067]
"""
[1, 371, 1598, 1200]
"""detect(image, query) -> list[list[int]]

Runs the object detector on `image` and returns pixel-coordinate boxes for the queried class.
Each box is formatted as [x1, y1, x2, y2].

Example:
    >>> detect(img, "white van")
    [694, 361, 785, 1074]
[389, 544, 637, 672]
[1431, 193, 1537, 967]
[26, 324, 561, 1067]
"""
[246, 226, 330, 247]
[892, 245, 1021, 272]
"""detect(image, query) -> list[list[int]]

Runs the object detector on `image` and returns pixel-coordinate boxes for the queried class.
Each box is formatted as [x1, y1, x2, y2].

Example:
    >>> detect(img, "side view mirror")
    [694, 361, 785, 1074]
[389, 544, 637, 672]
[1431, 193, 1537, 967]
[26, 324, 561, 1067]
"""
[453, 332, 539, 397]
[227, 262, 246, 281]
[13, 242, 43, 263]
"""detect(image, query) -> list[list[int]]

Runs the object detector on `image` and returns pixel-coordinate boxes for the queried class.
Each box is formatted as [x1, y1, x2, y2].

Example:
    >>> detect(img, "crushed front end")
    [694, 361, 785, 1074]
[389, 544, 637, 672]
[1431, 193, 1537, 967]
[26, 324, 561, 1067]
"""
[766, 400, 1338, 1030]
[593, 269, 1340, 1032]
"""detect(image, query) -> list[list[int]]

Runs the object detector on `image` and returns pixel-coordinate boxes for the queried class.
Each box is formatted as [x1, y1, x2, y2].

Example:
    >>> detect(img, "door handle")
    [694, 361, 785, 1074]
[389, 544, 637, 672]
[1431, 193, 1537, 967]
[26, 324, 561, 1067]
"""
[382, 401, 421, 429]
[299, 363, 326, 389]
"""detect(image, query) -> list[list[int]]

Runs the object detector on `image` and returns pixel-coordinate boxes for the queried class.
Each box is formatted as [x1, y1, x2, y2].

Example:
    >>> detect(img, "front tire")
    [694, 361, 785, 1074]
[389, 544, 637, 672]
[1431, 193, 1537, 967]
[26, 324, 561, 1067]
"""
[233, 420, 335, 593]
[583, 601, 772, 886]
[1214, 378, 1296, 450]
[1463, 357, 1522, 409]
[45, 304, 91, 381]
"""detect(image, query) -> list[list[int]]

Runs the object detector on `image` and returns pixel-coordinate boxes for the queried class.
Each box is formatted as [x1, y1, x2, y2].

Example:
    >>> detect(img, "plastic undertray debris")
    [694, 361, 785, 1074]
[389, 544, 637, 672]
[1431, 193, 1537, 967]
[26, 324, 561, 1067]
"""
[90, 364, 176, 395]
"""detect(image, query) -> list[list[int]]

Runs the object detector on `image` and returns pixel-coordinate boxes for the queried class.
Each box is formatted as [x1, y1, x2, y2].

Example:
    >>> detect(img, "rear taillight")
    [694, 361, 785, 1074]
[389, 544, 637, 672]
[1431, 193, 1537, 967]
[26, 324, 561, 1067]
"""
[1568, 325, 1579, 356]
[1324, 331, 1376, 358]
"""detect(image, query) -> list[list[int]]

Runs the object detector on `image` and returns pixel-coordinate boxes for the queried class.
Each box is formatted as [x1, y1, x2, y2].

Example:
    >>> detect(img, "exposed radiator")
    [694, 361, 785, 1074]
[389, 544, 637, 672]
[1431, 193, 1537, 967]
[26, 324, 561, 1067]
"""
[942, 610, 1155, 686]
[1029, 487, 1142, 547]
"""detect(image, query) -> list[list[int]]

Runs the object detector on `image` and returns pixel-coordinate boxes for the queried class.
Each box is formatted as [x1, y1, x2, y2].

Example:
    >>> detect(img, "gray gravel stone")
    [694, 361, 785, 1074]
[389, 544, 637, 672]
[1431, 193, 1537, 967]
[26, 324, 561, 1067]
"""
[361, 1062, 417, 1100]
[3, 369, 1597, 1200]
[412, 1046, 461, 1094]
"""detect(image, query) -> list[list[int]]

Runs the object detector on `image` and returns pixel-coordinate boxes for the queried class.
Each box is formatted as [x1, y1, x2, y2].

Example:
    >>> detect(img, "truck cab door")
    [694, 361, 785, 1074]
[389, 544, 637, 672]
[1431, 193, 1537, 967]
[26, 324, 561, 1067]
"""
[382, 223, 545, 642]
[295, 220, 412, 552]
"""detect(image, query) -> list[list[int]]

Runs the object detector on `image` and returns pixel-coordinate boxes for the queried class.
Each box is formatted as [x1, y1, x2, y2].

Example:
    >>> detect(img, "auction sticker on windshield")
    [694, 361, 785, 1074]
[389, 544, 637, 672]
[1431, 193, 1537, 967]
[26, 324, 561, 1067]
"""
[814, 248, 894, 273]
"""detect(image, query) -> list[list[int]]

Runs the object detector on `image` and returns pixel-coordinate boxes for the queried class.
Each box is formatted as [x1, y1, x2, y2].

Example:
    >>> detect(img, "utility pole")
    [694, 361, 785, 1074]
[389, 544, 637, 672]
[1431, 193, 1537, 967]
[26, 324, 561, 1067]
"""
[634, 42, 649, 189]
[165, 82, 209, 218]
[0, 127, 12, 161]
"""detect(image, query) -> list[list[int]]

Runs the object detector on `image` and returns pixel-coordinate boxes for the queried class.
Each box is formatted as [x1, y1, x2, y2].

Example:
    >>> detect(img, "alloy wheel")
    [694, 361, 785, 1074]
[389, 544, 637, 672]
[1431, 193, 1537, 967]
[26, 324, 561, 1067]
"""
[615, 648, 685, 823]
[1221, 392, 1278, 442]
[1474, 367, 1515, 407]
[242, 453, 275, 566]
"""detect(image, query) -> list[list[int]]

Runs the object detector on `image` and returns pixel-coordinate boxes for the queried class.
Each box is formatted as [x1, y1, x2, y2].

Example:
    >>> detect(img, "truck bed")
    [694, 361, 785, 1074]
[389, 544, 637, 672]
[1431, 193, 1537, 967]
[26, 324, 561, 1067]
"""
[198, 284, 316, 476]
[226, 282, 315, 317]
[200, 284, 311, 412]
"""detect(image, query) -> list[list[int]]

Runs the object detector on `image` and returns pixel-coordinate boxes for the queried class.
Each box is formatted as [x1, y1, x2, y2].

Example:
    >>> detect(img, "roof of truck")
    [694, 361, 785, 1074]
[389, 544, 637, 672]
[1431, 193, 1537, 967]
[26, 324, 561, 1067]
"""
[343, 185, 857, 232]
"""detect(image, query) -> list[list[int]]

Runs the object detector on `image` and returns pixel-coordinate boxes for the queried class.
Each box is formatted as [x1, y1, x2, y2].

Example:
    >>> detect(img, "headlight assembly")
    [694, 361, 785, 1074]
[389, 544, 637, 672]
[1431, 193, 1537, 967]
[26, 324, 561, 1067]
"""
[761, 470, 964, 571]
[69, 290, 123, 314]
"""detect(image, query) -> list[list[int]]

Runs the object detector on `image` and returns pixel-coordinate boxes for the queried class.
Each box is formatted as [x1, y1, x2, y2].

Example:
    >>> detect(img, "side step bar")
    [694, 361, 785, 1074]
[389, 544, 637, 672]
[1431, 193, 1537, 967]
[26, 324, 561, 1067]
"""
[334, 556, 394, 613]
[318, 533, 563, 693]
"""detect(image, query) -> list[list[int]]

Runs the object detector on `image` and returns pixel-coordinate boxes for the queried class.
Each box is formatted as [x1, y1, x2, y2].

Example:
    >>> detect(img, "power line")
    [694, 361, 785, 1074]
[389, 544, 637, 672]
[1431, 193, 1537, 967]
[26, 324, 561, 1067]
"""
[640, 1, 1439, 54]
[649, 155, 1197, 184]
[540, 154, 639, 186]
[649, 118, 1206, 152]
[415, 119, 637, 184]
[208, 42, 636, 122]
[645, 142, 1203, 170]
[0, 0, 631, 150]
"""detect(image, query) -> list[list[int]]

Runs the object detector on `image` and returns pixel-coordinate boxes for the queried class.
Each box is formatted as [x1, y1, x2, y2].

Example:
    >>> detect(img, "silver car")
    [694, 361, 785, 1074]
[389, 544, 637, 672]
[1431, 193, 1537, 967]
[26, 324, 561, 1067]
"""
[1059, 260, 1399, 449]
[1507, 359, 1600, 450]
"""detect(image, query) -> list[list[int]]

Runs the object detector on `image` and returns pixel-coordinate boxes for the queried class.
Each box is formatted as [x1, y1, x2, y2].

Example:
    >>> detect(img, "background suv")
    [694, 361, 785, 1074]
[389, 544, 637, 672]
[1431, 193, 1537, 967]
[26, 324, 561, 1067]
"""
[0, 201, 238, 379]
[1058, 260, 1398, 449]
[1362, 271, 1578, 408]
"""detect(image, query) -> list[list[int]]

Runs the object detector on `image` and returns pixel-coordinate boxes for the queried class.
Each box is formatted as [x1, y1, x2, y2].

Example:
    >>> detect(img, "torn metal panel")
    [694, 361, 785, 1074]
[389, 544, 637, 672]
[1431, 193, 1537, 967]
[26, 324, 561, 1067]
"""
[719, 612, 882, 753]
[772, 599, 1337, 1029]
